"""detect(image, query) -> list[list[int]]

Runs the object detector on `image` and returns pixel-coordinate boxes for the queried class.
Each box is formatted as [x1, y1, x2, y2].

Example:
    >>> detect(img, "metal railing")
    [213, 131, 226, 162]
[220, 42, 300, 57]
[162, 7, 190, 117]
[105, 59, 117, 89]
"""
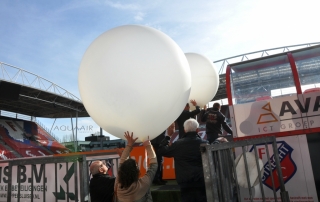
[200, 136, 290, 202]
[0, 152, 120, 202]
[0, 110, 34, 121]
[213, 42, 320, 74]
[0, 62, 81, 102]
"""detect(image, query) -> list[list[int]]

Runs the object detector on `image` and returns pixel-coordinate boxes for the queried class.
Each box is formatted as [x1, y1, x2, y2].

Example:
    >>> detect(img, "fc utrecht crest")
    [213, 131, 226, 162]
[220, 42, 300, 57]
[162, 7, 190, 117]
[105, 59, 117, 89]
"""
[249, 141, 297, 191]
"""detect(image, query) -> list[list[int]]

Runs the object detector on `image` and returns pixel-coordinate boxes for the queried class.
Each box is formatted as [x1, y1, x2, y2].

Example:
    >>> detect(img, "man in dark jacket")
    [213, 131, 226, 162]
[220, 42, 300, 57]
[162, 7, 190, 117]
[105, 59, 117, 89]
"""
[158, 118, 208, 202]
[202, 102, 233, 144]
[150, 131, 167, 185]
[176, 99, 201, 139]
[89, 160, 115, 202]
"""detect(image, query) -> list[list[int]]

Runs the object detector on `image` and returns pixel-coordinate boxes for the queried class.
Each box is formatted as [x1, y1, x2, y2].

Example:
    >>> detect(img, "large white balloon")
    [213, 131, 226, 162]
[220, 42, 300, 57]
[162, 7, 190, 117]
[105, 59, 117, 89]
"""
[185, 53, 219, 107]
[78, 25, 191, 141]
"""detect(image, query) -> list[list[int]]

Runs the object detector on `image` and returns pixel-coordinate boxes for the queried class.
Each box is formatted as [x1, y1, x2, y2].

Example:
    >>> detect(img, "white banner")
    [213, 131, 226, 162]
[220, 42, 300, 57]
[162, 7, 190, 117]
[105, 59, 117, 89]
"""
[232, 91, 320, 137]
[0, 162, 79, 202]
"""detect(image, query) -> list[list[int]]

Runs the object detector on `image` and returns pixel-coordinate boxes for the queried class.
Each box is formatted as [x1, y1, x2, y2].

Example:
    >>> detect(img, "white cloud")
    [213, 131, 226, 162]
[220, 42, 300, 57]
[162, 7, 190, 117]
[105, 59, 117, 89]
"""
[134, 12, 145, 21]
[105, 1, 140, 10]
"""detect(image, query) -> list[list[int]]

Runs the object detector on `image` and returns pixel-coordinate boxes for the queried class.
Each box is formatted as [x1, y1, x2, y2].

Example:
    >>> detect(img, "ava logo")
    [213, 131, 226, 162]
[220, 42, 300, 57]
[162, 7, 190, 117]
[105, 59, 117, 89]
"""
[249, 141, 297, 191]
[257, 102, 278, 124]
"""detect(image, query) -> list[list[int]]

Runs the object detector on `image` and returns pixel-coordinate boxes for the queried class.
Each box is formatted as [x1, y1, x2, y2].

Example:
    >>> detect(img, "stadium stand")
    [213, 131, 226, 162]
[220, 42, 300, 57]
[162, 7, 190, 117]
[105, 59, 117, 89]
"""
[0, 139, 18, 160]
[24, 121, 70, 154]
[0, 118, 69, 158]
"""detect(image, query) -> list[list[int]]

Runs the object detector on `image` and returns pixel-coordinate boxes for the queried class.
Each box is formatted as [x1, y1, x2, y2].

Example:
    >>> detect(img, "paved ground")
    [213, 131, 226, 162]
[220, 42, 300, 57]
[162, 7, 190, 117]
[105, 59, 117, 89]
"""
[151, 180, 179, 191]
[151, 180, 181, 202]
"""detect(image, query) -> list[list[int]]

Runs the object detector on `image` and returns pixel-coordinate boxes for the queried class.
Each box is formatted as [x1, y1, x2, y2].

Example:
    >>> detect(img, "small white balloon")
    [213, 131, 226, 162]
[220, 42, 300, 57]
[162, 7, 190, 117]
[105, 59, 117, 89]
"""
[185, 53, 219, 108]
[78, 25, 191, 141]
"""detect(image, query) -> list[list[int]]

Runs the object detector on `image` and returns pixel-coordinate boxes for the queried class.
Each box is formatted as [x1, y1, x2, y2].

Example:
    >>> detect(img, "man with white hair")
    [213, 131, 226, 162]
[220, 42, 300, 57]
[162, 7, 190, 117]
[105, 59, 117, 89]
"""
[158, 118, 208, 202]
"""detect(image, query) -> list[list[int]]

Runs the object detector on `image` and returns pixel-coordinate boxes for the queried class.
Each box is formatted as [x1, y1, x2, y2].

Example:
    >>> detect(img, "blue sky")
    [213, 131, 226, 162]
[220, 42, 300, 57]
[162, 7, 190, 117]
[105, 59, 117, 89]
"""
[1, 0, 320, 141]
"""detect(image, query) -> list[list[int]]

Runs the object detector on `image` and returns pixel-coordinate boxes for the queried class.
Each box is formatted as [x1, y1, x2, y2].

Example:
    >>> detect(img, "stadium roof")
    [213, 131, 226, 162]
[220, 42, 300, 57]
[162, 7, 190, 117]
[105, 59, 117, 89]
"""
[0, 62, 88, 118]
[213, 42, 320, 101]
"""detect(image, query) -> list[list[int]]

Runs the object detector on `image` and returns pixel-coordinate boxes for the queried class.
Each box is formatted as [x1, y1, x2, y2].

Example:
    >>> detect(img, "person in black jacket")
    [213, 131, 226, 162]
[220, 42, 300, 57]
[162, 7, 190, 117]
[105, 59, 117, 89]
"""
[158, 118, 208, 202]
[89, 160, 115, 202]
[150, 131, 167, 185]
[176, 99, 201, 139]
[202, 102, 233, 144]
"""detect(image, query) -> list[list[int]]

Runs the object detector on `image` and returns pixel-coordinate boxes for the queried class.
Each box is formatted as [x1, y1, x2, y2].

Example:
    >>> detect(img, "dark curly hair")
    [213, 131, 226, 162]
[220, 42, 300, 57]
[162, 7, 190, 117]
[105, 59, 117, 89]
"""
[118, 158, 140, 189]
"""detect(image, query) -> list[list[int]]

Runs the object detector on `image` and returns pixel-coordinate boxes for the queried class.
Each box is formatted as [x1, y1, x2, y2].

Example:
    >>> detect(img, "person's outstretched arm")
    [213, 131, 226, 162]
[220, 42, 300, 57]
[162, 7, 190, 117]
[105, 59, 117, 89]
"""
[158, 123, 178, 157]
[138, 138, 158, 193]
[119, 131, 138, 165]
[115, 131, 138, 192]
[143, 139, 157, 166]
[188, 99, 201, 116]
[221, 117, 233, 135]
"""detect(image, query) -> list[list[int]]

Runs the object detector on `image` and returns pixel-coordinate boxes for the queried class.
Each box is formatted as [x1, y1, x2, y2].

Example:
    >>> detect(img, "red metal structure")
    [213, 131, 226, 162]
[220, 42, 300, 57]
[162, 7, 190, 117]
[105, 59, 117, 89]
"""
[225, 45, 320, 201]
[226, 45, 320, 139]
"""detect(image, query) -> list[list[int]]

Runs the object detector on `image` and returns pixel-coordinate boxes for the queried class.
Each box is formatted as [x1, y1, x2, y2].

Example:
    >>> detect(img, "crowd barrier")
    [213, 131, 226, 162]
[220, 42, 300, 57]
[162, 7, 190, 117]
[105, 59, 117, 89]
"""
[200, 136, 290, 202]
[0, 145, 172, 202]
[0, 149, 120, 202]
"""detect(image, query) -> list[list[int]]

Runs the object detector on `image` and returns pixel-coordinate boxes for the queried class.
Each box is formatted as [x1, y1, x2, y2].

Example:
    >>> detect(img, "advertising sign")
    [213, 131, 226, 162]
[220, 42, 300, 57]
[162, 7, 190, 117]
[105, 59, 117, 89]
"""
[236, 135, 318, 202]
[232, 91, 320, 137]
[0, 162, 79, 202]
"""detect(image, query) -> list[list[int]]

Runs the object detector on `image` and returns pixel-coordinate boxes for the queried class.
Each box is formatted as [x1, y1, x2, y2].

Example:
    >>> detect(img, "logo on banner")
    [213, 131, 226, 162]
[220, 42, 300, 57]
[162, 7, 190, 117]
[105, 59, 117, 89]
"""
[52, 163, 76, 200]
[249, 141, 297, 191]
[257, 103, 278, 124]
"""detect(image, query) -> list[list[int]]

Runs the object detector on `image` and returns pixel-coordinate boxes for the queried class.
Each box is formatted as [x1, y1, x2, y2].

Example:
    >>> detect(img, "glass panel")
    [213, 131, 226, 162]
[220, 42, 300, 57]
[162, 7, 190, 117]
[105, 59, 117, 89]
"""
[292, 46, 320, 93]
[230, 54, 295, 104]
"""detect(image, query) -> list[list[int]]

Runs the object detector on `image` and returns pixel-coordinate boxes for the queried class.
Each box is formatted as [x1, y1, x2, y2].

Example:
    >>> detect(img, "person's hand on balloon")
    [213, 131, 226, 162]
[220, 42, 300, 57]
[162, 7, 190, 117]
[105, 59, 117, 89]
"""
[190, 99, 197, 106]
[167, 122, 175, 137]
[124, 131, 138, 147]
[142, 136, 151, 147]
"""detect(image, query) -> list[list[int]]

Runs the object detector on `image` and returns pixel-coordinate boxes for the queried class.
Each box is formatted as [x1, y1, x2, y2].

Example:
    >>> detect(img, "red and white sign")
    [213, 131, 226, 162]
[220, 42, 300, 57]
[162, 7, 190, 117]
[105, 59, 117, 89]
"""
[236, 135, 318, 202]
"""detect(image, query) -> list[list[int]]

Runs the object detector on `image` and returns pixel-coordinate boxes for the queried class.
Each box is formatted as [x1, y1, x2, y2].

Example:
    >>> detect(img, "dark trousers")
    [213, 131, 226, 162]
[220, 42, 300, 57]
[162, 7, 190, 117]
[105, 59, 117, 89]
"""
[206, 133, 219, 144]
[153, 146, 163, 182]
[178, 130, 186, 139]
[180, 186, 207, 202]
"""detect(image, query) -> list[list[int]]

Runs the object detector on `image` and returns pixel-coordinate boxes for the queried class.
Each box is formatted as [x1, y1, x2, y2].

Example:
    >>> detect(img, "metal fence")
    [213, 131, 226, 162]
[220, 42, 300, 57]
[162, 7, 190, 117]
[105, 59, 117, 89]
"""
[0, 151, 120, 202]
[200, 136, 290, 202]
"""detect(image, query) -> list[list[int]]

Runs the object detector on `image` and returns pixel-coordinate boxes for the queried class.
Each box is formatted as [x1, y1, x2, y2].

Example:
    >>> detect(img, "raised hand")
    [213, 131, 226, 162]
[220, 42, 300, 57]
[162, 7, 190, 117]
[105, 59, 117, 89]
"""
[190, 99, 197, 106]
[124, 131, 138, 146]
[143, 136, 151, 147]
